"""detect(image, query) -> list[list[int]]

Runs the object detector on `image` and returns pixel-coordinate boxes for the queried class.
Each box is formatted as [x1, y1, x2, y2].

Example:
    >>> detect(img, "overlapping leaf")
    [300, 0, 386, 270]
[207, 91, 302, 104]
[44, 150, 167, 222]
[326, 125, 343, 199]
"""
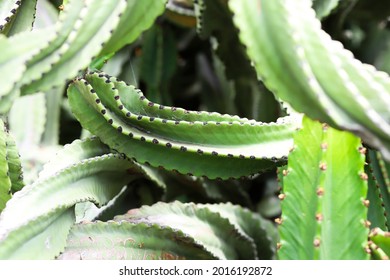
[278, 116, 368, 260]
[68, 72, 298, 179]
[229, 0, 390, 161]
[369, 228, 390, 258]
[312, 0, 340, 19]
[111, 201, 276, 259]
[59, 221, 215, 260]
[0, 0, 166, 115]
[366, 149, 390, 231]
[0, 138, 159, 259]
[0, 0, 21, 34]
[0, 119, 23, 212]
[99, 0, 167, 56]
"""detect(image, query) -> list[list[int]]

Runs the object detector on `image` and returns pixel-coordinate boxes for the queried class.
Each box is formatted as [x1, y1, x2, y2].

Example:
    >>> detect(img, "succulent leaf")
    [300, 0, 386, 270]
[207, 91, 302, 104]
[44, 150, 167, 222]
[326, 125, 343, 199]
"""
[99, 0, 167, 56]
[68, 72, 298, 179]
[115, 201, 275, 259]
[312, 0, 341, 19]
[0, 119, 12, 211]
[369, 228, 390, 258]
[4, 0, 37, 35]
[0, 138, 156, 259]
[366, 149, 390, 231]
[59, 221, 215, 260]
[0, 0, 22, 34]
[22, 0, 127, 95]
[278, 116, 368, 260]
[229, 0, 390, 161]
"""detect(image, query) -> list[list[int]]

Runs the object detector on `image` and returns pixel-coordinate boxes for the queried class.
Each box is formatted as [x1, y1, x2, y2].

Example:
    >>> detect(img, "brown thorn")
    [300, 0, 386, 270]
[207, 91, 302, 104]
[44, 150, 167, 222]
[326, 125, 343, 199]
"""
[275, 218, 283, 225]
[358, 147, 367, 155]
[316, 187, 324, 196]
[319, 162, 327, 171]
[364, 220, 371, 228]
[360, 172, 368, 181]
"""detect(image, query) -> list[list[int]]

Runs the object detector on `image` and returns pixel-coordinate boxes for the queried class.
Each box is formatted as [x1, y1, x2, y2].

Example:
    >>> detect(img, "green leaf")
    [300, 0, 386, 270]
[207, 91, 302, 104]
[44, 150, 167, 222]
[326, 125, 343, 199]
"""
[366, 149, 390, 231]
[0, 0, 21, 34]
[0, 119, 12, 212]
[278, 116, 369, 260]
[0, 27, 54, 114]
[34, 0, 59, 30]
[115, 201, 264, 259]
[4, 129, 24, 193]
[99, 0, 167, 56]
[41, 87, 63, 146]
[8, 92, 56, 183]
[370, 228, 390, 258]
[0, 138, 145, 259]
[68, 72, 298, 179]
[89, 52, 115, 71]
[22, 0, 127, 95]
[312, 0, 340, 19]
[1, 207, 75, 259]
[229, 0, 390, 162]
[58, 221, 215, 260]
[198, 203, 278, 259]
[139, 24, 177, 103]
[9, 92, 46, 147]
[194, 0, 256, 81]
[5, 0, 37, 36]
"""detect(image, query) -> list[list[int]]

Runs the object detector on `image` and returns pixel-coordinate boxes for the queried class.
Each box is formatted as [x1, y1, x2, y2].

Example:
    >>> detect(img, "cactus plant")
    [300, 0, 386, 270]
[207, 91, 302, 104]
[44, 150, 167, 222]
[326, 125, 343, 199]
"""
[0, 0, 389, 260]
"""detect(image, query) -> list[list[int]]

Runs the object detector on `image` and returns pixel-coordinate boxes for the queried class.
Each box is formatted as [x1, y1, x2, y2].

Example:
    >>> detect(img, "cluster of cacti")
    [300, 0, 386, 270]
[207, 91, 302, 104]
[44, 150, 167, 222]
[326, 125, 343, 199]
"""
[0, 0, 389, 260]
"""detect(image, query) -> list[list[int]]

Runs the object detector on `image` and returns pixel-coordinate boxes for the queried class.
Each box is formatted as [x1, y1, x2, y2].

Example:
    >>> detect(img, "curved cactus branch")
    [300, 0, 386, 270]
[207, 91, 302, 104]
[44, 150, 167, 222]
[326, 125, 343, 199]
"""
[114, 201, 276, 259]
[68, 72, 298, 179]
[0, 138, 161, 259]
[0, 119, 23, 212]
[0, 0, 166, 115]
[369, 227, 390, 258]
[59, 221, 216, 260]
[99, 0, 167, 56]
[278, 116, 369, 260]
[229, 0, 390, 161]
[0, 0, 21, 34]
[366, 149, 390, 231]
